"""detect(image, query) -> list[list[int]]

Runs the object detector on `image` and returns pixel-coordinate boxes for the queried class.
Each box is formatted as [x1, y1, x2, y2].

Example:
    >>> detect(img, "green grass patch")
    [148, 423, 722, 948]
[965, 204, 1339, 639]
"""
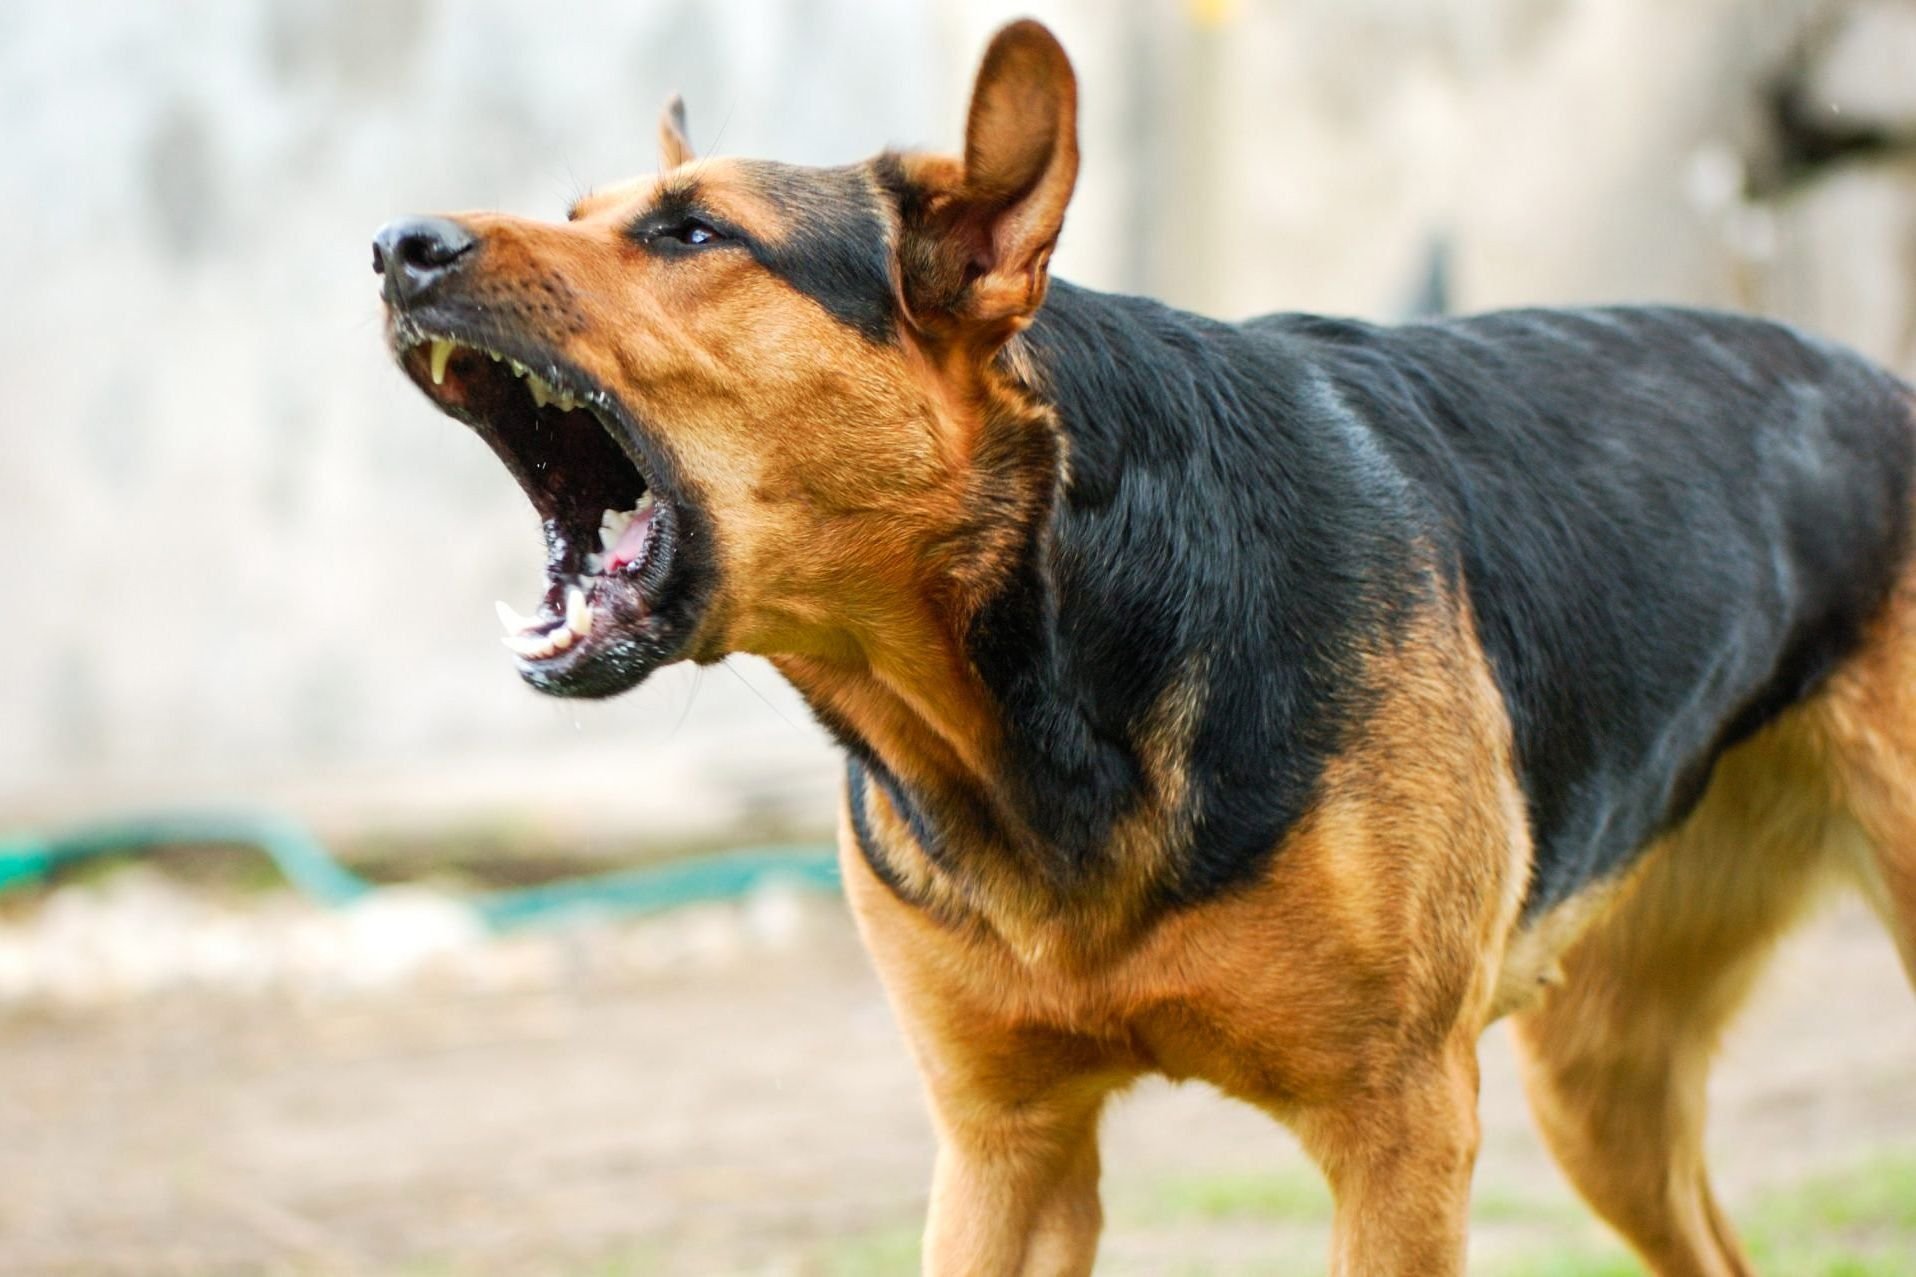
[1752, 1153, 1916, 1233]
[1739, 1153, 1916, 1277]
[1482, 1252, 1642, 1277]
[1093, 1152, 1916, 1276]
[804, 1223, 922, 1276]
[1481, 1153, 1916, 1277]
[1131, 1167, 1334, 1224]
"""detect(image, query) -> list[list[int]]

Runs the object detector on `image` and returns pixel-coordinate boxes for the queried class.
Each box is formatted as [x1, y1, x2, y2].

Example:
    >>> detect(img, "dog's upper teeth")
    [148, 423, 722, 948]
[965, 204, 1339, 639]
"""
[429, 339, 454, 386]
[634, 491, 656, 514]
[526, 374, 554, 408]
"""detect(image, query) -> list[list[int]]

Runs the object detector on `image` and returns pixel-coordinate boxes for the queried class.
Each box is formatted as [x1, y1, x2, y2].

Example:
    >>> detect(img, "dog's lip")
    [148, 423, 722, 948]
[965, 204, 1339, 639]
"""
[385, 314, 702, 691]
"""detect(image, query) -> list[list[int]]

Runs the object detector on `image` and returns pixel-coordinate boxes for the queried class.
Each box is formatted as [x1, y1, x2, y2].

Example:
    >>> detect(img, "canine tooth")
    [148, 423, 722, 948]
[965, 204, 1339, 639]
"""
[565, 585, 591, 635]
[502, 632, 557, 658]
[429, 339, 454, 385]
[549, 626, 575, 652]
[494, 599, 538, 634]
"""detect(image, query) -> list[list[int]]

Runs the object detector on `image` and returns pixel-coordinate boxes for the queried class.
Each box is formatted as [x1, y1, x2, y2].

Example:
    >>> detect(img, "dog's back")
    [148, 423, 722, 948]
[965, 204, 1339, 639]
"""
[1276, 305, 1915, 911]
[1018, 286, 1915, 916]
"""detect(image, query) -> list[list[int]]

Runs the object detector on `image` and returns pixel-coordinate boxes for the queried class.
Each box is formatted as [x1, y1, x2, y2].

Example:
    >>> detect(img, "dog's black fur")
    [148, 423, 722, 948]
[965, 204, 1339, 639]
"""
[842, 279, 1914, 917]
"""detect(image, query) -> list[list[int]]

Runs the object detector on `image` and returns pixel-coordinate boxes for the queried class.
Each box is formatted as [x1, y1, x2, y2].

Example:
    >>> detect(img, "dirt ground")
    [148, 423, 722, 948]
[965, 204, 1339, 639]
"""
[1, 887, 1912, 1276]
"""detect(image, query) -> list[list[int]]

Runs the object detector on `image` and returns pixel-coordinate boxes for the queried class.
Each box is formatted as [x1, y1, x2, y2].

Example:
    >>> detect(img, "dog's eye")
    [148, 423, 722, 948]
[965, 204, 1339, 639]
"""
[659, 218, 723, 247]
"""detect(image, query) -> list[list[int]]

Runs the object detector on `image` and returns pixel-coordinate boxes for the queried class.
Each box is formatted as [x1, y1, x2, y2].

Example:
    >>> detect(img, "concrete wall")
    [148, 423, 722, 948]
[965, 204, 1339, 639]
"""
[9, 0, 1915, 849]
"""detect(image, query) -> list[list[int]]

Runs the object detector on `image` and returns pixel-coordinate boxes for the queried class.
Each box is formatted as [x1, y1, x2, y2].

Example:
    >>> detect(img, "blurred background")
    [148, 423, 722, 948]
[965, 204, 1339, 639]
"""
[5, 1, 1916, 1273]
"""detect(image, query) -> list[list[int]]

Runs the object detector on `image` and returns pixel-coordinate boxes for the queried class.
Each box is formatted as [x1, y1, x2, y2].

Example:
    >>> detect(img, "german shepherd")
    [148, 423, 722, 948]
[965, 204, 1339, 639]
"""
[374, 20, 1916, 1275]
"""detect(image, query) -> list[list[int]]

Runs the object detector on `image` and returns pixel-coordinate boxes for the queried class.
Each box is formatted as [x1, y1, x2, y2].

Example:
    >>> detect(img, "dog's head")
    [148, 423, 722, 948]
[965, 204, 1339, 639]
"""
[376, 21, 1077, 699]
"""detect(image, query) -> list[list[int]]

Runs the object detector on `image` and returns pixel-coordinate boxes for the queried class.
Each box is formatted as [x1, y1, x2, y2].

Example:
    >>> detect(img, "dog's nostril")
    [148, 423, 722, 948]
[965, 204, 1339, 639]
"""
[372, 216, 477, 295]
[398, 229, 470, 270]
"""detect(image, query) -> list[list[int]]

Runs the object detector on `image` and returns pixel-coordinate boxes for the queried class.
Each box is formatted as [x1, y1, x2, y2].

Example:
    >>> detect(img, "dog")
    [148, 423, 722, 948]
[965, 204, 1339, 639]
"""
[374, 20, 1916, 1275]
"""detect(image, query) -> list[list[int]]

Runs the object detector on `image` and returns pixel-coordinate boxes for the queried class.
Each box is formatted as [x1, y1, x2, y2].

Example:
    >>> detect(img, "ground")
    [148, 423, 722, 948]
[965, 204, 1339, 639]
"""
[1, 880, 1912, 1276]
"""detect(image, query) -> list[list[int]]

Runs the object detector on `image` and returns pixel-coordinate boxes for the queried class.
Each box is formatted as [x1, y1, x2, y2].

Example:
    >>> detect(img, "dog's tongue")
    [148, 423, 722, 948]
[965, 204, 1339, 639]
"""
[605, 505, 656, 573]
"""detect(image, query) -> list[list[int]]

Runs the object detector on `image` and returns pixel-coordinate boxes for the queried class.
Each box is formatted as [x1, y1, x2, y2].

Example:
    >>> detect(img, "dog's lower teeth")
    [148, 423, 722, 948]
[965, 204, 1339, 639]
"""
[497, 583, 597, 661]
[495, 599, 539, 634]
[501, 631, 557, 658]
[599, 502, 646, 550]
[598, 495, 656, 548]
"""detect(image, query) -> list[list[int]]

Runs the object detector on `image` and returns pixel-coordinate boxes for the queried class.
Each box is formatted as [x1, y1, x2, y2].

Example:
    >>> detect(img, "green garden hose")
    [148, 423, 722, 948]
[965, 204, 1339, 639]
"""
[0, 813, 839, 932]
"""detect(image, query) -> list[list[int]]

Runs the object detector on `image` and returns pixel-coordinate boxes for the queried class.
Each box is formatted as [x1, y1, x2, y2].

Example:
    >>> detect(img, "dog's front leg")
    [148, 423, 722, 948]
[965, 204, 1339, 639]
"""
[1288, 1039, 1482, 1277]
[921, 1072, 1108, 1277]
[842, 820, 1124, 1274]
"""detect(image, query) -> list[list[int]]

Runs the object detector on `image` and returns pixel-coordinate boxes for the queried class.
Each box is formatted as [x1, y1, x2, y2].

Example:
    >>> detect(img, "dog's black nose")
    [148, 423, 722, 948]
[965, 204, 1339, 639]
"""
[372, 216, 476, 305]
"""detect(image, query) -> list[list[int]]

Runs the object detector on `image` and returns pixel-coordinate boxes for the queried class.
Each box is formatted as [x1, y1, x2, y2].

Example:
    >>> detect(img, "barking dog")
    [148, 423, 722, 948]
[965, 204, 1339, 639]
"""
[375, 21, 1916, 1276]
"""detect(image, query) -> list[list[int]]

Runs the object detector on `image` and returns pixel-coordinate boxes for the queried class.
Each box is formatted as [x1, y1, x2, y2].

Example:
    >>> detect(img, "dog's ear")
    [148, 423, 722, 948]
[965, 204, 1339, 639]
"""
[659, 95, 694, 170]
[896, 20, 1078, 345]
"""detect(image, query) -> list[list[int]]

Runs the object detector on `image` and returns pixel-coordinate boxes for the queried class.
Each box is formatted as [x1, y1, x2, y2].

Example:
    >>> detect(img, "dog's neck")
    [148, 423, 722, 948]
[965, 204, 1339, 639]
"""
[772, 559, 1156, 957]
[773, 347, 1128, 865]
[766, 301, 1179, 954]
[775, 281, 1395, 953]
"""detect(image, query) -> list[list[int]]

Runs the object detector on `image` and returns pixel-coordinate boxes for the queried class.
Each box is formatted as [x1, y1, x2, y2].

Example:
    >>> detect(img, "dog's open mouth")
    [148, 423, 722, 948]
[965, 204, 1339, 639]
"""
[391, 327, 702, 697]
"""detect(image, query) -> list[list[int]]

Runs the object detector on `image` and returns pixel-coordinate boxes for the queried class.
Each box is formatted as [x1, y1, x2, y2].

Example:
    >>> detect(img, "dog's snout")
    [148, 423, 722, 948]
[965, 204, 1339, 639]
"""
[372, 216, 476, 305]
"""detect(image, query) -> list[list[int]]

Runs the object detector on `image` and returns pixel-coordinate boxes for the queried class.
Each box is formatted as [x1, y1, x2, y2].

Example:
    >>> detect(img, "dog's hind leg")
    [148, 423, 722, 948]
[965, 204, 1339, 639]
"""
[1819, 577, 1916, 990]
[1511, 716, 1842, 1277]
